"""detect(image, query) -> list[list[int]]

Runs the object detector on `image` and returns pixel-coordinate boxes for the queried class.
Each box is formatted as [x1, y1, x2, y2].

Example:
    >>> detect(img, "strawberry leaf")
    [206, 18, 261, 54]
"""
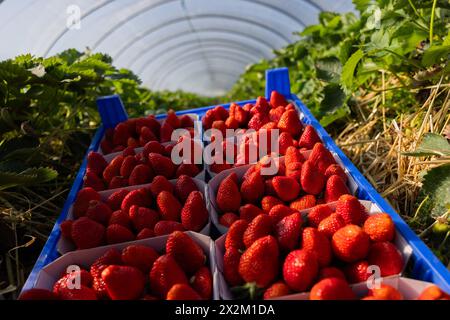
[402, 133, 450, 157]
[420, 164, 450, 216]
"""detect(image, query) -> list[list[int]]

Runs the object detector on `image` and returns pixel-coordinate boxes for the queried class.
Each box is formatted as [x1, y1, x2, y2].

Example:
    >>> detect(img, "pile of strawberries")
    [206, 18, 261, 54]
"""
[100, 110, 195, 154]
[61, 174, 209, 250]
[20, 232, 213, 300]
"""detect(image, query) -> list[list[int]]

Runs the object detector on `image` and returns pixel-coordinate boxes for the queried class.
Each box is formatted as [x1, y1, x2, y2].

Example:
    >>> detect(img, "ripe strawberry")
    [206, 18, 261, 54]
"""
[129, 164, 153, 186]
[344, 260, 369, 284]
[261, 196, 283, 212]
[336, 195, 368, 225]
[325, 176, 349, 204]
[103, 155, 124, 183]
[109, 209, 131, 228]
[90, 248, 122, 298]
[272, 176, 300, 202]
[240, 172, 265, 204]
[181, 191, 208, 232]
[136, 227, 154, 240]
[302, 227, 332, 267]
[243, 214, 273, 248]
[136, 117, 159, 136]
[368, 284, 403, 300]
[239, 235, 279, 288]
[157, 191, 182, 221]
[148, 153, 175, 178]
[275, 212, 302, 251]
[310, 278, 355, 300]
[176, 163, 201, 178]
[179, 114, 194, 128]
[150, 254, 189, 298]
[263, 281, 291, 299]
[239, 204, 264, 223]
[318, 212, 346, 238]
[101, 265, 144, 300]
[418, 285, 450, 300]
[121, 189, 150, 213]
[309, 143, 336, 174]
[83, 170, 105, 191]
[225, 219, 248, 250]
[58, 285, 98, 300]
[150, 175, 173, 197]
[278, 132, 294, 155]
[113, 122, 130, 146]
[154, 221, 184, 236]
[308, 204, 333, 227]
[71, 217, 105, 249]
[106, 189, 129, 211]
[248, 113, 269, 131]
[219, 212, 239, 227]
[174, 175, 198, 202]
[106, 224, 134, 244]
[270, 91, 288, 108]
[300, 160, 325, 195]
[100, 139, 113, 154]
[278, 110, 302, 138]
[216, 173, 241, 212]
[160, 121, 174, 143]
[269, 204, 296, 224]
[108, 176, 127, 189]
[140, 126, 157, 145]
[60, 220, 73, 239]
[317, 267, 346, 281]
[19, 288, 60, 300]
[143, 141, 165, 157]
[165, 284, 201, 300]
[264, 178, 277, 196]
[269, 106, 285, 123]
[284, 146, 304, 168]
[298, 125, 320, 150]
[367, 241, 403, 276]
[121, 244, 159, 273]
[229, 103, 248, 126]
[123, 146, 136, 157]
[53, 269, 93, 294]
[87, 151, 108, 176]
[290, 194, 316, 211]
[332, 225, 370, 262]
[85, 200, 112, 225]
[120, 155, 137, 178]
[127, 137, 139, 148]
[324, 164, 348, 182]
[283, 249, 318, 292]
[129, 205, 159, 231]
[253, 96, 270, 114]
[363, 213, 395, 242]
[73, 187, 101, 218]
[166, 231, 206, 274]
[164, 110, 181, 129]
[191, 266, 212, 300]
[223, 247, 244, 286]
[285, 162, 302, 181]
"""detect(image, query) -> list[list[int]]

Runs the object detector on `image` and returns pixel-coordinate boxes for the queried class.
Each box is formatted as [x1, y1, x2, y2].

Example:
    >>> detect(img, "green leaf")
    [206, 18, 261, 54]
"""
[341, 49, 364, 92]
[402, 133, 450, 157]
[353, 0, 372, 12]
[422, 45, 450, 67]
[420, 164, 450, 216]
[320, 83, 346, 114]
[315, 57, 342, 82]
[0, 167, 57, 190]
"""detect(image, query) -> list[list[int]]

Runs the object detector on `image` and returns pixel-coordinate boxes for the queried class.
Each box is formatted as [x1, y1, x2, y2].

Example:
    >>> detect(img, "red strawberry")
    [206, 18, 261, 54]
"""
[363, 213, 395, 242]
[101, 265, 144, 300]
[165, 110, 181, 128]
[179, 114, 194, 128]
[140, 126, 157, 145]
[263, 281, 291, 299]
[136, 228, 154, 240]
[324, 164, 348, 182]
[278, 110, 302, 138]
[309, 143, 336, 174]
[310, 278, 355, 300]
[113, 123, 130, 146]
[143, 141, 165, 157]
[106, 189, 129, 211]
[86, 200, 112, 225]
[261, 196, 283, 212]
[166, 284, 202, 300]
[157, 191, 182, 221]
[336, 195, 368, 225]
[332, 225, 370, 262]
[129, 205, 159, 231]
[191, 266, 212, 300]
[283, 249, 318, 292]
[270, 91, 288, 108]
[219, 212, 239, 227]
[150, 175, 174, 197]
[121, 189, 149, 213]
[53, 269, 93, 294]
[284, 146, 304, 168]
[225, 219, 248, 250]
[366, 284, 403, 300]
[301, 227, 332, 267]
[317, 267, 346, 281]
[174, 175, 198, 203]
[216, 173, 241, 212]
[225, 116, 239, 129]
[71, 217, 105, 249]
[120, 155, 138, 178]
[367, 242, 403, 276]
[285, 162, 302, 181]
[223, 247, 244, 286]
[239, 204, 264, 223]
[253, 96, 270, 114]
[108, 176, 128, 189]
[318, 212, 346, 237]
[269, 106, 285, 123]
[19, 288, 60, 300]
[166, 231, 206, 274]
[307, 204, 333, 227]
[160, 121, 174, 143]
[83, 170, 105, 191]
[269, 204, 296, 224]
[103, 155, 124, 183]
[275, 212, 302, 251]
[272, 176, 300, 202]
[239, 235, 279, 288]
[106, 224, 134, 244]
[122, 245, 159, 273]
[300, 160, 325, 195]
[136, 117, 159, 136]
[90, 248, 122, 298]
[154, 221, 184, 236]
[148, 153, 175, 178]
[277, 132, 294, 155]
[123, 146, 136, 157]
[344, 260, 369, 284]
[213, 106, 229, 120]
[181, 191, 208, 232]
[73, 187, 101, 218]
[418, 285, 450, 300]
[58, 285, 98, 300]
[298, 125, 321, 149]
[100, 139, 113, 154]
[324, 175, 350, 203]
[60, 220, 73, 239]
[209, 163, 232, 173]
[229, 103, 248, 126]
[87, 151, 108, 176]
[109, 209, 131, 228]
[243, 214, 273, 248]
[127, 137, 139, 148]
[248, 113, 269, 131]
[129, 164, 153, 186]
[240, 172, 265, 204]
[290, 194, 316, 211]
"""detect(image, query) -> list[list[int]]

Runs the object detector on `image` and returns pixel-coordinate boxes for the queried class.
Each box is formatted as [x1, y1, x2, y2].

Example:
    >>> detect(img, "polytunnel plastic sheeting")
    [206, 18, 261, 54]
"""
[0, 0, 355, 96]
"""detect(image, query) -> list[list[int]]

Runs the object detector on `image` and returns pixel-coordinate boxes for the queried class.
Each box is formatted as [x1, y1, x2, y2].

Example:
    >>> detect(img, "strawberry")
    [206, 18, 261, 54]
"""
[298, 125, 321, 150]
[285, 162, 302, 181]
[309, 143, 336, 174]
[317, 267, 346, 281]
[166, 284, 202, 300]
[283, 249, 318, 292]
[103, 155, 124, 183]
[101, 265, 144, 300]
[179, 114, 194, 128]
[324, 175, 350, 203]
[140, 126, 157, 145]
[148, 153, 175, 178]
[58, 285, 98, 300]
[87, 151, 108, 176]
[191, 266, 212, 300]
[225, 116, 239, 129]
[108, 176, 128, 189]
[150, 175, 174, 197]
[60, 220, 73, 239]
[336, 194, 368, 225]
[301, 227, 332, 267]
[225, 219, 248, 250]
[90, 248, 122, 298]
[318, 212, 346, 237]
[269, 106, 285, 123]
[19, 289, 60, 300]
[71, 217, 105, 249]
[122, 146, 136, 157]
[73, 187, 101, 218]
[332, 225, 370, 262]
[307, 204, 333, 227]
[239, 204, 264, 223]
[136, 227, 155, 240]
[219, 212, 239, 227]
[106, 189, 129, 211]
[367, 241, 403, 276]
[367, 284, 403, 300]
[300, 160, 325, 195]
[157, 191, 182, 221]
[113, 123, 130, 146]
[150, 253, 189, 298]
[181, 191, 208, 232]
[154, 221, 184, 236]
[363, 213, 395, 242]
[109, 209, 131, 228]
[290, 194, 316, 211]
[223, 247, 244, 286]
[121, 189, 149, 213]
[278, 132, 294, 155]
[229, 103, 248, 126]
[127, 137, 139, 148]
[324, 164, 348, 182]
[261, 196, 283, 212]
[253, 96, 270, 114]
[106, 224, 134, 244]
[272, 176, 300, 202]
[418, 285, 450, 300]
[165, 110, 181, 129]
[248, 113, 269, 131]
[120, 155, 138, 178]
[269, 204, 296, 224]
[240, 172, 265, 204]
[85, 200, 112, 225]
[209, 163, 232, 173]
[216, 173, 241, 212]
[129, 205, 159, 231]
[278, 110, 302, 138]
[143, 141, 165, 157]
[174, 175, 198, 202]
[83, 170, 105, 191]
[213, 105, 229, 120]
[122, 245, 159, 273]
[263, 281, 291, 299]
[239, 235, 279, 288]
[275, 212, 302, 251]
[100, 139, 113, 154]
[160, 121, 174, 143]
[176, 163, 201, 178]
[284, 146, 304, 168]
[344, 260, 369, 284]
[243, 214, 273, 248]
[309, 278, 355, 300]
[129, 164, 153, 186]
[53, 269, 93, 294]
[136, 117, 159, 136]
[270, 91, 288, 108]
[166, 231, 206, 274]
